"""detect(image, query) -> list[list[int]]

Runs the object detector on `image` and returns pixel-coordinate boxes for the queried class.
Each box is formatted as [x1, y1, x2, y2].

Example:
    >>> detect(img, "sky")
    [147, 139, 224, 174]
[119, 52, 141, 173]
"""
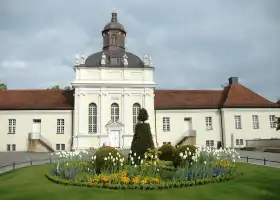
[0, 0, 279, 101]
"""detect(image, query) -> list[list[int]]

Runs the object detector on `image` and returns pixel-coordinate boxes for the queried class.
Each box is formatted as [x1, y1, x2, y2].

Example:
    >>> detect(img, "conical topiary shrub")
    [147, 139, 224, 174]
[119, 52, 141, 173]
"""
[130, 108, 155, 162]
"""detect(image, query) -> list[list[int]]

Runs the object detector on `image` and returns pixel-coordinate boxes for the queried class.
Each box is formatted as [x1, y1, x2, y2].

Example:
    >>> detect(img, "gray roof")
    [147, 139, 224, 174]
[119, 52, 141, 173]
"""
[85, 51, 145, 68]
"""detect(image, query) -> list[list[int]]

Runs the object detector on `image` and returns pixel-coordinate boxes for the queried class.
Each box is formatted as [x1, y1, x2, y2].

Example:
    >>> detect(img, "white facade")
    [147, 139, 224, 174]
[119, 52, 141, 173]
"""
[71, 66, 156, 149]
[156, 108, 280, 149]
[0, 110, 72, 152]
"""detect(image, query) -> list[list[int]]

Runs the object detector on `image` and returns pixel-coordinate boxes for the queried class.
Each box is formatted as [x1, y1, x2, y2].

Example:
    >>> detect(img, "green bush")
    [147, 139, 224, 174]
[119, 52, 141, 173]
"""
[137, 108, 149, 123]
[173, 145, 196, 167]
[130, 122, 155, 162]
[158, 144, 175, 161]
[94, 146, 124, 173]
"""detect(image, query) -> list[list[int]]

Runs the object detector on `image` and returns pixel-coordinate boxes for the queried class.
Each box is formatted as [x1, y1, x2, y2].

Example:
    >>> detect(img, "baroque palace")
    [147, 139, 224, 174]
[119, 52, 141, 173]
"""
[0, 12, 279, 152]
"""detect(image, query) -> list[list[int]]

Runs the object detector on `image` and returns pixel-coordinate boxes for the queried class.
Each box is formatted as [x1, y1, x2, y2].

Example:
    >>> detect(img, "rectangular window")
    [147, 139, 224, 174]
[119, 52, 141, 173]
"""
[57, 119, 65, 134]
[8, 119, 16, 134]
[205, 117, 213, 130]
[206, 140, 214, 147]
[236, 139, 244, 146]
[163, 117, 170, 132]
[6, 144, 16, 151]
[269, 115, 276, 128]
[234, 115, 242, 129]
[56, 144, 65, 151]
[252, 115, 259, 129]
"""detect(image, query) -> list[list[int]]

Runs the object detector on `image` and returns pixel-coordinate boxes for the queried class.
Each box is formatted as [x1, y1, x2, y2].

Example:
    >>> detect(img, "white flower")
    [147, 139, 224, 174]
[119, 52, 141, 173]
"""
[204, 161, 207, 165]
[134, 164, 137, 168]
[144, 155, 147, 159]
[157, 168, 159, 171]
[120, 163, 123, 166]
[134, 152, 136, 156]
[93, 155, 96, 160]
[151, 155, 154, 159]
[138, 156, 141, 160]
[129, 150, 132, 154]
[141, 159, 144, 164]
[104, 157, 107, 161]
[233, 159, 236, 163]
[179, 152, 183, 157]
[109, 152, 111, 156]
[155, 155, 158, 159]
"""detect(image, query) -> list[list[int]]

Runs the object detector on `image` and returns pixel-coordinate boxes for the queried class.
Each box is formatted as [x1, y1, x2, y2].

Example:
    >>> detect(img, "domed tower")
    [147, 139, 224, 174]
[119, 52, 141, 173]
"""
[84, 11, 149, 68]
[102, 10, 126, 51]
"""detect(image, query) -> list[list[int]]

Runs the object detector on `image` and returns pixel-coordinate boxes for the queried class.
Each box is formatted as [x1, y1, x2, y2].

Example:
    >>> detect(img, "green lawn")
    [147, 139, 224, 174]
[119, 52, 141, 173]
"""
[0, 163, 280, 200]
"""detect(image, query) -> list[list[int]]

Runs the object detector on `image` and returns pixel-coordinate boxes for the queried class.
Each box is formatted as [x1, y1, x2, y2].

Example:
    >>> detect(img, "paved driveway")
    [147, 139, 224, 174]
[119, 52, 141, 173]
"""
[237, 150, 280, 168]
[1, 150, 280, 173]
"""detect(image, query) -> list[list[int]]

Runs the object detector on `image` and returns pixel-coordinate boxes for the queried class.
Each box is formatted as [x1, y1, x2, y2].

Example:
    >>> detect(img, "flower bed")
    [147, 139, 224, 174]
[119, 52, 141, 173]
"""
[46, 146, 240, 190]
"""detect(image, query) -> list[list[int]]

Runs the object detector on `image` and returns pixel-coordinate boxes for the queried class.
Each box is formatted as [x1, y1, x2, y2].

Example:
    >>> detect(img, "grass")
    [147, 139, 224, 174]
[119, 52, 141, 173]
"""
[0, 163, 280, 200]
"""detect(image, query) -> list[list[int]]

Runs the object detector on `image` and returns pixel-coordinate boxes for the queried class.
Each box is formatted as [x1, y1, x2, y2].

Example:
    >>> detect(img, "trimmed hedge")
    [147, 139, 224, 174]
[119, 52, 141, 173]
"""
[130, 122, 155, 161]
[94, 146, 124, 173]
[158, 144, 176, 161]
[45, 172, 237, 190]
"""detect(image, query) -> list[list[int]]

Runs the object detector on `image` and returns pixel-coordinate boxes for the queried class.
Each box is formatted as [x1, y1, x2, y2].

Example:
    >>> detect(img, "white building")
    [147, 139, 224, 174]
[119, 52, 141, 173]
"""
[0, 12, 279, 152]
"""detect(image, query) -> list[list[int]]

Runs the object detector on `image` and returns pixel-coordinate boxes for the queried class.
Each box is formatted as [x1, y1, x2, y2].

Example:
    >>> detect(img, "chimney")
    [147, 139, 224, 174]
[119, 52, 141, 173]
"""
[228, 77, 238, 85]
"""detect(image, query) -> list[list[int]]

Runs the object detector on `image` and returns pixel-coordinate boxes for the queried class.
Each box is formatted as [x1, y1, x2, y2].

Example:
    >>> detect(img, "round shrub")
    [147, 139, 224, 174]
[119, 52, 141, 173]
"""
[158, 144, 175, 161]
[173, 145, 196, 167]
[94, 146, 124, 173]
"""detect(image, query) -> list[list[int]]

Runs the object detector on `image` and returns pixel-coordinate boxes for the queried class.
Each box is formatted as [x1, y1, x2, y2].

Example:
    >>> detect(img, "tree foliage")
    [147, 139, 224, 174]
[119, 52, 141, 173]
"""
[137, 108, 149, 123]
[47, 85, 72, 90]
[0, 82, 7, 90]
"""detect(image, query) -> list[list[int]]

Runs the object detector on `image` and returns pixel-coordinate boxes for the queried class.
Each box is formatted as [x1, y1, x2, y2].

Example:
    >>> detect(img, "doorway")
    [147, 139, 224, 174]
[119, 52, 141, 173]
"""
[184, 117, 192, 131]
[110, 130, 120, 147]
[32, 119, 41, 134]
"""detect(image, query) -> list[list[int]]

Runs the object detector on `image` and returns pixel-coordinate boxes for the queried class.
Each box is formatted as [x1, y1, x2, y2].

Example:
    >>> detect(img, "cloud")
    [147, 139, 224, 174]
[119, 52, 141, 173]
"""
[0, 60, 26, 69]
[0, 0, 279, 101]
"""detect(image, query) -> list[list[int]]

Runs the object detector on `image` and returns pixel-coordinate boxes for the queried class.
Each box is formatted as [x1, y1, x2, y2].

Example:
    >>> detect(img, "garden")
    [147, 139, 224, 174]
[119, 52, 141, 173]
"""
[46, 108, 240, 190]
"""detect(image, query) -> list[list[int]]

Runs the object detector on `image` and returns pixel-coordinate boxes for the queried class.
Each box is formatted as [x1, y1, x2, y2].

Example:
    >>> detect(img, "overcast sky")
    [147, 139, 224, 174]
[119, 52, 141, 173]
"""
[0, 0, 279, 101]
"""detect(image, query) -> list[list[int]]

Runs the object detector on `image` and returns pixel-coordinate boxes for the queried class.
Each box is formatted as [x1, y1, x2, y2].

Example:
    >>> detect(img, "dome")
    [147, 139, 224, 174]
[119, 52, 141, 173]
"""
[85, 51, 145, 68]
[102, 12, 126, 33]
[103, 22, 125, 32]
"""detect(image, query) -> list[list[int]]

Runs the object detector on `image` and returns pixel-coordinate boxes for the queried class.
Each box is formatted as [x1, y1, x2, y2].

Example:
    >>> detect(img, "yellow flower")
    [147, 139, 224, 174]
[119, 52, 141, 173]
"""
[132, 175, 140, 184]
[120, 170, 128, 177]
[151, 177, 160, 184]
[141, 177, 149, 184]
[102, 175, 110, 183]
[121, 176, 130, 184]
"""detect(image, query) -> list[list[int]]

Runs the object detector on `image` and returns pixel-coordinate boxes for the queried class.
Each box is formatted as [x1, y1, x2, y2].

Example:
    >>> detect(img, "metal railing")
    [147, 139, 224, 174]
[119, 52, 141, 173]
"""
[1, 155, 280, 174]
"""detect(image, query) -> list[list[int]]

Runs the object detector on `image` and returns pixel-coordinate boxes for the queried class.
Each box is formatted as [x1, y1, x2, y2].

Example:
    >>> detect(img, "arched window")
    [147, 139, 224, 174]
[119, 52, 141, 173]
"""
[89, 103, 97, 134]
[132, 103, 141, 132]
[111, 103, 119, 122]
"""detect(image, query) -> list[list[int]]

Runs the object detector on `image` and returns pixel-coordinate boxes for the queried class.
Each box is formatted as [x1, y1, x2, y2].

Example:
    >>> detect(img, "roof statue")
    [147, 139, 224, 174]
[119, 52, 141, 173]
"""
[75, 54, 80, 65]
[101, 53, 106, 66]
[143, 54, 149, 66]
[123, 54, 128, 66]
[80, 54, 86, 64]
[149, 55, 153, 67]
